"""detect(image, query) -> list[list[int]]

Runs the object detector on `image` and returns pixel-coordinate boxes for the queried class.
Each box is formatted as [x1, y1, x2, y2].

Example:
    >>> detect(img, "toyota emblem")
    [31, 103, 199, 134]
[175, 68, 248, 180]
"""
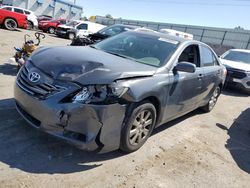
[28, 72, 41, 83]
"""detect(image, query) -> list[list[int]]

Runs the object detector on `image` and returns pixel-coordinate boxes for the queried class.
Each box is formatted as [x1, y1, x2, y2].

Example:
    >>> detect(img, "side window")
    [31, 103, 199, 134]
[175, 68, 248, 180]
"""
[3, 7, 12, 11]
[77, 24, 88, 30]
[178, 45, 200, 67]
[201, 46, 217, 67]
[14, 8, 24, 14]
[60, 20, 66, 24]
[24, 10, 30, 15]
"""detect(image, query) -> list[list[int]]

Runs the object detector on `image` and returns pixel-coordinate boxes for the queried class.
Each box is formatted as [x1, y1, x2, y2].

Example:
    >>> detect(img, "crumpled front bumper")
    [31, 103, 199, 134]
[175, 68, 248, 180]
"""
[14, 82, 126, 152]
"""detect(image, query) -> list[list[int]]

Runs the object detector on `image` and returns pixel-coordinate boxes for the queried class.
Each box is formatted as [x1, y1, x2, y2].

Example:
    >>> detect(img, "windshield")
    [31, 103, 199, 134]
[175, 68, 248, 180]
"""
[223, 51, 250, 64]
[66, 21, 79, 27]
[94, 32, 179, 67]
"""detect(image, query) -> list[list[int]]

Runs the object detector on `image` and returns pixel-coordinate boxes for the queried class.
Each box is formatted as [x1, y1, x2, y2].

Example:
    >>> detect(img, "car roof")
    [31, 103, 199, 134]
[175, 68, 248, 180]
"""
[2, 5, 32, 13]
[110, 24, 140, 29]
[129, 29, 191, 43]
[229, 49, 250, 53]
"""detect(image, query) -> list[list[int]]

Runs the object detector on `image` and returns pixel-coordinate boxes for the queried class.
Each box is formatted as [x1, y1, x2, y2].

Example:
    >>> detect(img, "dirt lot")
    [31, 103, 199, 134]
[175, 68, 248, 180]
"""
[0, 28, 250, 188]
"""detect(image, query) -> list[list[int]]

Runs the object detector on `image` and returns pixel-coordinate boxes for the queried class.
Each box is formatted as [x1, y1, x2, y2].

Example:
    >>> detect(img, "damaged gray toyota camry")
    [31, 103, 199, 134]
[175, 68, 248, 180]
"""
[14, 30, 226, 153]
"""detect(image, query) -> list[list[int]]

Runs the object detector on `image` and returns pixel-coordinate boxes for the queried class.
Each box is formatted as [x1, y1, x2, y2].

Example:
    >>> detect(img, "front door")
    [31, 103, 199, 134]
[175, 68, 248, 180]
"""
[163, 44, 203, 121]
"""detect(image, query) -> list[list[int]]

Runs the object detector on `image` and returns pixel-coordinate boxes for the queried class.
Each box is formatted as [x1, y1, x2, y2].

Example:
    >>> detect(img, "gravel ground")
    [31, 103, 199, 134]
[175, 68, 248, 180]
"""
[0, 28, 250, 188]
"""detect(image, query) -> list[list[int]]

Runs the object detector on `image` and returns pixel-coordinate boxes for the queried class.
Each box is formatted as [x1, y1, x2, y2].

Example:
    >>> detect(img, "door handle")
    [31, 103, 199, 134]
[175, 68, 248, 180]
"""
[198, 74, 204, 79]
[217, 70, 221, 75]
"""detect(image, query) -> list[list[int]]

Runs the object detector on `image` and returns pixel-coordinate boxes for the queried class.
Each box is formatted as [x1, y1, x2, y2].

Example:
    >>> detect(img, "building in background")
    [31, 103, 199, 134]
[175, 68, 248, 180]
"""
[2, 0, 83, 20]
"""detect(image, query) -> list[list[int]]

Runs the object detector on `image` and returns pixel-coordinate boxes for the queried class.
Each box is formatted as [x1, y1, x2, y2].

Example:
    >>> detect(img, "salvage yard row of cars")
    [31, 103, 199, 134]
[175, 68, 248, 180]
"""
[1, 6, 250, 153]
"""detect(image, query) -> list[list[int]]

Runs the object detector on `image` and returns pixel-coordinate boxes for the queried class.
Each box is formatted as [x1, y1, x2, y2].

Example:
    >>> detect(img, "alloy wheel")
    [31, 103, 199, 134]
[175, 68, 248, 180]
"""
[208, 87, 220, 111]
[129, 110, 153, 146]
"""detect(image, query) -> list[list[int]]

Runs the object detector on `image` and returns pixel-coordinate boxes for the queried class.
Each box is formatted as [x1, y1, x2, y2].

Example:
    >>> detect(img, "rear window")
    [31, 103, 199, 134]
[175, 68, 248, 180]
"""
[24, 10, 30, 15]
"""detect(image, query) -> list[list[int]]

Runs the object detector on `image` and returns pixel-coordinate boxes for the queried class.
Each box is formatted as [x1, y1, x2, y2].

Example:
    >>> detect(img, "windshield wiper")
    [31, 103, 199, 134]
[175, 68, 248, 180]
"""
[104, 51, 135, 61]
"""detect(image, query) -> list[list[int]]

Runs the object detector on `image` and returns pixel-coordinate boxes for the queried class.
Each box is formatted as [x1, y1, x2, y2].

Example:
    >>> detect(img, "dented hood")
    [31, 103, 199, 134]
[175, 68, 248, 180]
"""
[30, 46, 156, 85]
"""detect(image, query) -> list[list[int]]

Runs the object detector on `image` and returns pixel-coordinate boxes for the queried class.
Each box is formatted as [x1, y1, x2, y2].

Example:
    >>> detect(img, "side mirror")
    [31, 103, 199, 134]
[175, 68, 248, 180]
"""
[174, 62, 196, 73]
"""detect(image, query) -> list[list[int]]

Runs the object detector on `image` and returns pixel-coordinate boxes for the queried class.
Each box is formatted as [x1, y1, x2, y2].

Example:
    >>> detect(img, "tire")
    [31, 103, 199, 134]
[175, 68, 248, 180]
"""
[201, 86, 221, 112]
[48, 27, 55, 34]
[4, 18, 17, 30]
[120, 101, 157, 153]
[68, 32, 75, 40]
[27, 21, 33, 30]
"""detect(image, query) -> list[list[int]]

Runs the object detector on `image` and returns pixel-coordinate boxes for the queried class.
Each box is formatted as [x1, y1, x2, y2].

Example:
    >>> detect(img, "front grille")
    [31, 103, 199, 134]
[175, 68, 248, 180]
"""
[17, 66, 66, 99]
[226, 68, 247, 79]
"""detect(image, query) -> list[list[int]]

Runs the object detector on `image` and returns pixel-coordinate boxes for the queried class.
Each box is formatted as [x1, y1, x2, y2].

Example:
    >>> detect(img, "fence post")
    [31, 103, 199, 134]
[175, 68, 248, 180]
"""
[200, 29, 205, 42]
[221, 31, 227, 45]
[246, 36, 250, 49]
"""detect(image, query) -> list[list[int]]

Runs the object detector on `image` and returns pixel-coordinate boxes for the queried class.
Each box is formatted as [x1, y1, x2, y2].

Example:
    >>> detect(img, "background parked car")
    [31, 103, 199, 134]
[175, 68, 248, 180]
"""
[1, 6, 38, 29]
[220, 49, 250, 94]
[0, 8, 28, 30]
[37, 15, 52, 22]
[71, 24, 140, 46]
[55, 20, 106, 40]
[39, 18, 67, 34]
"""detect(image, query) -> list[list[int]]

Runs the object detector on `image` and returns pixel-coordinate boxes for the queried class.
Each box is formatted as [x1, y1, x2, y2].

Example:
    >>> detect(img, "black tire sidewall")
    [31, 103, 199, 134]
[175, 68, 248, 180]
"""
[120, 102, 157, 152]
[4, 18, 17, 30]
[203, 86, 221, 112]
[27, 21, 33, 30]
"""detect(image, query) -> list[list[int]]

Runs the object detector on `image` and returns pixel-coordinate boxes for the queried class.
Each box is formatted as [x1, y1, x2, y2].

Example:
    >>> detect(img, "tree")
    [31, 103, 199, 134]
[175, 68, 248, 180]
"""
[234, 26, 244, 30]
[105, 14, 113, 19]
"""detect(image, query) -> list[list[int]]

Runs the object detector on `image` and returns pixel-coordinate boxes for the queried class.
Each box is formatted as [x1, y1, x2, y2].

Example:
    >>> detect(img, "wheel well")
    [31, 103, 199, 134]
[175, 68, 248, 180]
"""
[218, 83, 223, 90]
[142, 96, 161, 123]
[4, 17, 17, 24]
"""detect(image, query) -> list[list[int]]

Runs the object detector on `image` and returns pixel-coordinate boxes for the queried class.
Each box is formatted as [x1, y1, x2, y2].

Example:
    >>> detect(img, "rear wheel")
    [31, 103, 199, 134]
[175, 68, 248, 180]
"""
[48, 27, 55, 34]
[201, 86, 221, 112]
[120, 102, 156, 153]
[27, 21, 33, 30]
[4, 18, 17, 30]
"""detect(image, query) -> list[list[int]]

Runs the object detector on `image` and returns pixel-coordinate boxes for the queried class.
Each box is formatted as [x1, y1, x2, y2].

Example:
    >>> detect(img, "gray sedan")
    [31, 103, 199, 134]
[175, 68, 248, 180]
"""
[14, 30, 226, 153]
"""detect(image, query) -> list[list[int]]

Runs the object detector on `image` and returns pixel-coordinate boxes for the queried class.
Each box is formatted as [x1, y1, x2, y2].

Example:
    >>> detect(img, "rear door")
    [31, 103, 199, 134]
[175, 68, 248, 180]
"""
[199, 45, 221, 102]
[164, 44, 204, 121]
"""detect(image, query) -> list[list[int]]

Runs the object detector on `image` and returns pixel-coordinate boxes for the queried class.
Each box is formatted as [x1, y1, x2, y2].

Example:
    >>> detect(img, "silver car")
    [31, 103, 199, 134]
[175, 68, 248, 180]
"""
[220, 49, 250, 94]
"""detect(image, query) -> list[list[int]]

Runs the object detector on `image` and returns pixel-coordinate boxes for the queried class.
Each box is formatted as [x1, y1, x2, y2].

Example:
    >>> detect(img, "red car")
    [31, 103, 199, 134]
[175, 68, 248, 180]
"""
[39, 19, 67, 34]
[0, 9, 28, 30]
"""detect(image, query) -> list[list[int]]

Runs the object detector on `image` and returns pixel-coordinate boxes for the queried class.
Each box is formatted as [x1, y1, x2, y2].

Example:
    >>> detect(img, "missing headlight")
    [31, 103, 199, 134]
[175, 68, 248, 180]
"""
[71, 84, 128, 104]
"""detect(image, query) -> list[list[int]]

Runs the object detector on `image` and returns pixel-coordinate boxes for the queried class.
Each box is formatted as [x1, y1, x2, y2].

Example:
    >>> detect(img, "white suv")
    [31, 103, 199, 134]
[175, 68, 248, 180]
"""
[1, 6, 38, 29]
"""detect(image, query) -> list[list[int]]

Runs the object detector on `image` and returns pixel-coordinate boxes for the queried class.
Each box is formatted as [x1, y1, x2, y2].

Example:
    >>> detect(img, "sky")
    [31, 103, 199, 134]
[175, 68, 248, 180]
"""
[75, 0, 250, 30]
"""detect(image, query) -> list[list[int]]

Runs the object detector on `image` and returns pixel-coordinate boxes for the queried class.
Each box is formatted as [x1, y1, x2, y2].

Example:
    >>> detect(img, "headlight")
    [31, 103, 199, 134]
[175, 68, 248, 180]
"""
[72, 84, 128, 104]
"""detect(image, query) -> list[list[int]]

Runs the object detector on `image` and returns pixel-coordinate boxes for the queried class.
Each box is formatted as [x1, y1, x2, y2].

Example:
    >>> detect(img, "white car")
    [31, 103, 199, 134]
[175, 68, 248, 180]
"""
[1, 6, 38, 29]
[220, 49, 250, 93]
[56, 20, 106, 40]
[160, 29, 194, 40]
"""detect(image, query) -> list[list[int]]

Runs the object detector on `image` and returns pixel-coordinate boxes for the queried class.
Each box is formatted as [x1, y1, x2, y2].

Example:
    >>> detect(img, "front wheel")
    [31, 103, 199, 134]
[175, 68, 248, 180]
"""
[201, 86, 221, 112]
[4, 18, 17, 30]
[48, 27, 55, 34]
[120, 102, 157, 153]
[68, 32, 75, 40]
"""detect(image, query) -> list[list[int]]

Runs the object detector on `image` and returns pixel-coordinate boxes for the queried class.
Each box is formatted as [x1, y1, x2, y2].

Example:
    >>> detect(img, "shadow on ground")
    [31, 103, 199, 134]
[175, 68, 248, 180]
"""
[0, 62, 18, 76]
[216, 108, 250, 174]
[0, 98, 124, 174]
[222, 87, 249, 98]
[0, 97, 204, 175]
